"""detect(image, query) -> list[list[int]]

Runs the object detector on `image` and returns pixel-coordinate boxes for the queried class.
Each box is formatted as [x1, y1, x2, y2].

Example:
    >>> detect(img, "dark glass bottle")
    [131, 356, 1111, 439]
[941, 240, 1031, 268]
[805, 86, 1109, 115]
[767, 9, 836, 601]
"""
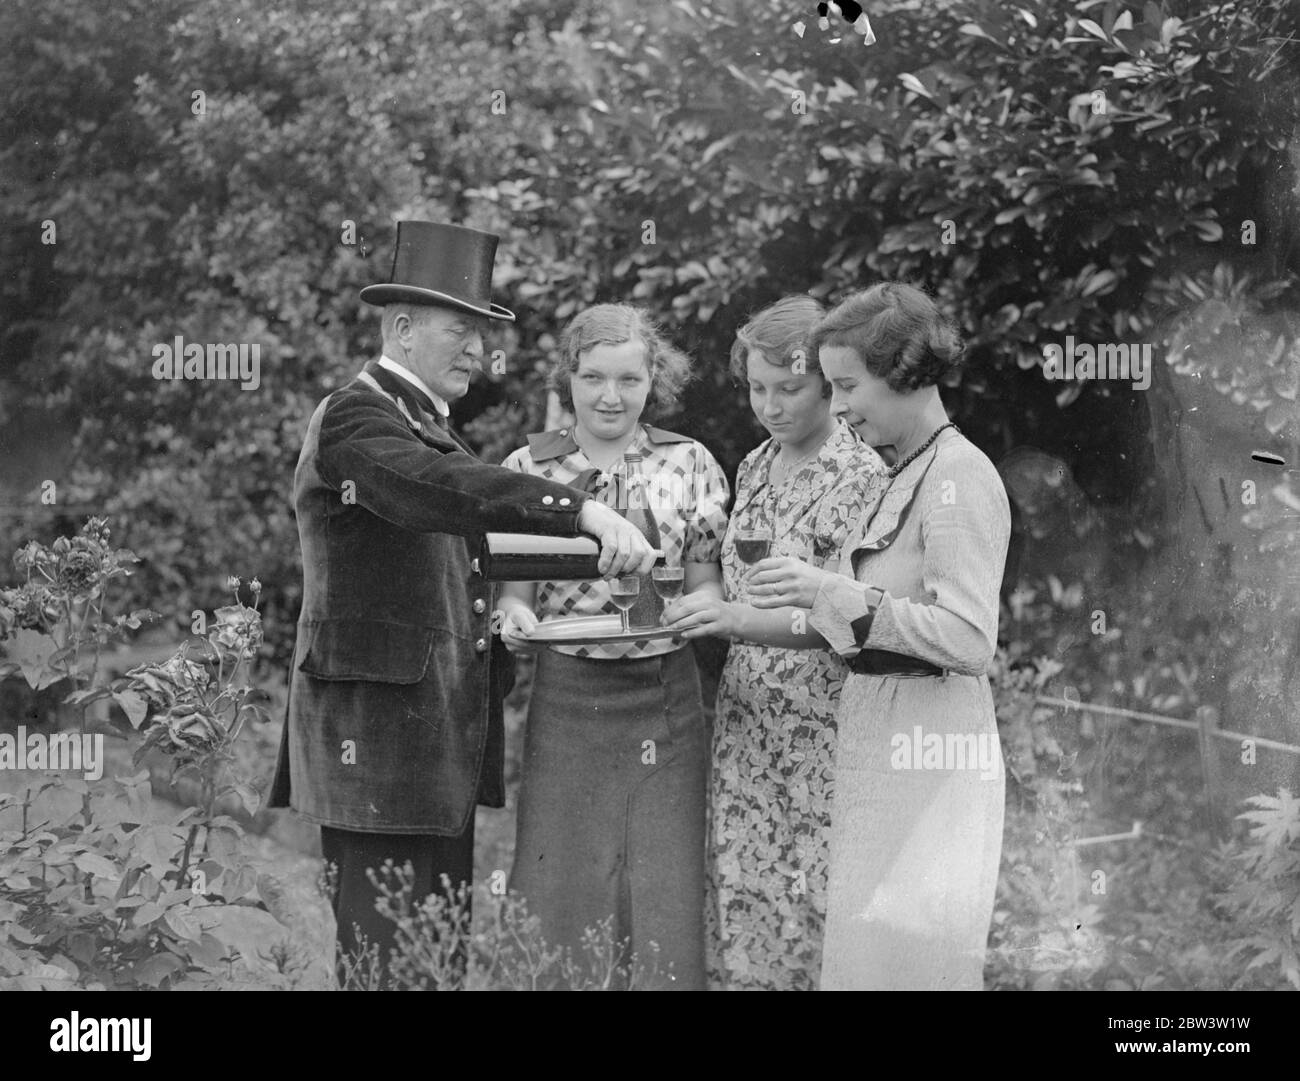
[619, 451, 665, 628]
[472, 533, 605, 581]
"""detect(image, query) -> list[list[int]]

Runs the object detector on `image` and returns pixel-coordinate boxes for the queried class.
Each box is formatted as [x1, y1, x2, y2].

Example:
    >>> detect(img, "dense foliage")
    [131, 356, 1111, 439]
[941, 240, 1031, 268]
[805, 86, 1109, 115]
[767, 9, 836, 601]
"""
[0, 521, 281, 989]
[0, 0, 1296, 990]
[2, 0, 1296, 646]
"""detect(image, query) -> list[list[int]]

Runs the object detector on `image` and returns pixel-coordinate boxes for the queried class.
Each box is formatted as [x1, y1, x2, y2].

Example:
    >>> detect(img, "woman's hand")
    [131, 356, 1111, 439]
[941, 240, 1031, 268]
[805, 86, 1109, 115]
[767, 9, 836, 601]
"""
[497, 603, 542, 654]
[660, 592, 745, 641]
[746, 556, 830, 610]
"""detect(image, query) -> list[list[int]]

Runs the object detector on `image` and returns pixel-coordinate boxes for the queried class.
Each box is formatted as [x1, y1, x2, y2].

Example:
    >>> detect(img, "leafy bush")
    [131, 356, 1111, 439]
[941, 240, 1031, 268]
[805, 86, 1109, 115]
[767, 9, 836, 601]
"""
[0, 518, 156, 700]
[3, 0, 1296, 651]
[0, 774, 262, 989]
[990, 600, 1298, 990]
[347, 863, 670, 991]
[1220, 789, 1300, 989]
[0, 520, 284, 989]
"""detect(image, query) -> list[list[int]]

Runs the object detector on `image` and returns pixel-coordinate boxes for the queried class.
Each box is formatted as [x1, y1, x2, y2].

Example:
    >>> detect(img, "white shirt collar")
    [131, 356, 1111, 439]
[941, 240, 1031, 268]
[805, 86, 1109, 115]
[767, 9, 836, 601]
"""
[378, 355, 450, 417]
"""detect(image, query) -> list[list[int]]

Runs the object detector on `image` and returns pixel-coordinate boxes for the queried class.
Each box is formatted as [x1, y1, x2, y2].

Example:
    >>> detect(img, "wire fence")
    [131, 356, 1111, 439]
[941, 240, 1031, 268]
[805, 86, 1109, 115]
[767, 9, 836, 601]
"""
[1034, 693, 1299, 846]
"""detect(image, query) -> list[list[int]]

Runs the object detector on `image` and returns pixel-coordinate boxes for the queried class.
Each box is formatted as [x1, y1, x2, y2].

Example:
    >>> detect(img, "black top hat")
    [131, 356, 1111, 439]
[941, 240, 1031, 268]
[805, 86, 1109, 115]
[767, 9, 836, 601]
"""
[360, 220, 516, 321]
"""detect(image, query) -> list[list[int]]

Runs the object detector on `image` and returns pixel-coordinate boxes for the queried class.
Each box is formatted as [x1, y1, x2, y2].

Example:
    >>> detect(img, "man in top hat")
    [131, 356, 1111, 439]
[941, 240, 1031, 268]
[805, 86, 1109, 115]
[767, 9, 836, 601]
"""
[267, 220, 656, 985]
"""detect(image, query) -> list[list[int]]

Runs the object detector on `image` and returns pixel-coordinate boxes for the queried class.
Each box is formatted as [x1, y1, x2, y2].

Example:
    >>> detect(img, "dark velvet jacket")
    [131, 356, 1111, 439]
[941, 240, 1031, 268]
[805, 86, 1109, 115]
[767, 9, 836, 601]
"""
[267, 361, 586, 834]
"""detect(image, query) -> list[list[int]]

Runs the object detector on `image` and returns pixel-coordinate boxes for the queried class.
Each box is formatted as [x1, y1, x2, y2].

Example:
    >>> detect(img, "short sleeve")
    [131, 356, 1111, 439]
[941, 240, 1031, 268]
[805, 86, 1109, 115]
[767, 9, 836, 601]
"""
[682, 443, 731, 563]
[810, 461, 886, 571]
[500, 446, 528, 474]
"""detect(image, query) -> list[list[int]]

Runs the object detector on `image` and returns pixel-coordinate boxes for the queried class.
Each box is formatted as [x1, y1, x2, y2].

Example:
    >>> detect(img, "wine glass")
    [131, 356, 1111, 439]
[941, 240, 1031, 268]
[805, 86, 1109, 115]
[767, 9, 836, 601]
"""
[733, 528, 773, 566]
[609, 575, 641, 633]
[651, 564, 685, 602]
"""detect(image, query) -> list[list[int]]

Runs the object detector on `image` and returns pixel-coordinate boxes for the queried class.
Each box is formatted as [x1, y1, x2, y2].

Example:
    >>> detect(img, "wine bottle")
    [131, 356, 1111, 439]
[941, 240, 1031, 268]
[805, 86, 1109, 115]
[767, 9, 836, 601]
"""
[473, 533, 606, 581]
[473, 532, 666, 581]
[620, 451, 664, 629]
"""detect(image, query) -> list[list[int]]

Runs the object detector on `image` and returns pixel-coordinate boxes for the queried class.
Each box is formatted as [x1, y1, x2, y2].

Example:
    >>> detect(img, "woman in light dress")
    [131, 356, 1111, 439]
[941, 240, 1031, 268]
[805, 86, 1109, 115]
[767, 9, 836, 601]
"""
[668, 284, 1010, 990]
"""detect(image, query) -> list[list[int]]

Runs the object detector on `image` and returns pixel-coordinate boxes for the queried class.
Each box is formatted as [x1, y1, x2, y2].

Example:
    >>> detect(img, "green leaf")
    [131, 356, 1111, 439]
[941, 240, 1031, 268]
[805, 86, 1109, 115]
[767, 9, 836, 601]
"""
[958, 22, 999, 43]
[27, 961, 76, 982]
[189, 932, 227, 968]
[1081, 269, 1119, 296]
[898, 73, 930, 99]
[1193, 220, 1223, 242]
[132, 901, 165, 926]
[111, 689, 149, 729]
[232, 782, 261, 817]
[73, 852, 120, 879]
[205, 825, 242, 864]
[224, 864, 257, 901]
[131, 953, 185, 988]
[257, 873, 295, 927]
[158, 888, 192, 908]
[133, 827, 179, 874]
[65, 687, 112, 708]
[3, 629, 63, 690]
[113, 895, 147, 909]
[164, 907, 201, 942]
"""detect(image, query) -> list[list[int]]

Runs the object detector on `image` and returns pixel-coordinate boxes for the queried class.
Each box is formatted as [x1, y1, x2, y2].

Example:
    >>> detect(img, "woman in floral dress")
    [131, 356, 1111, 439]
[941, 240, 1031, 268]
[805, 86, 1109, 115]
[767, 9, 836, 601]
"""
[745, 284, 1011, 989]
[671, 296, 886, 989]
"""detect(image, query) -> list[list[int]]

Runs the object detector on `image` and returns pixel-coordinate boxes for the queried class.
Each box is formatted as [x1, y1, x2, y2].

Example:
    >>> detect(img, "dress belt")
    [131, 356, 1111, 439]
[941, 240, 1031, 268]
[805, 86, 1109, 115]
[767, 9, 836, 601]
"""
[848, 648, 947, 677]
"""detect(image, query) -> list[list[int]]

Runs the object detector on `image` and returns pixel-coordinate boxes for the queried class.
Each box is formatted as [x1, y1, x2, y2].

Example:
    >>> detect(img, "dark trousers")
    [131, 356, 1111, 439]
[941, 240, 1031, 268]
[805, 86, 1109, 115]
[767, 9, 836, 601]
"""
[320, 822, 475, 990]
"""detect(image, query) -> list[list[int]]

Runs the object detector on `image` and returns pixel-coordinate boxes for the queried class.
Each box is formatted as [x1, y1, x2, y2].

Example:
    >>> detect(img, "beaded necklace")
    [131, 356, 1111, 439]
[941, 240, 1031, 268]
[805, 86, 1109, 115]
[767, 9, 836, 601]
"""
[888, 422, 958, 478]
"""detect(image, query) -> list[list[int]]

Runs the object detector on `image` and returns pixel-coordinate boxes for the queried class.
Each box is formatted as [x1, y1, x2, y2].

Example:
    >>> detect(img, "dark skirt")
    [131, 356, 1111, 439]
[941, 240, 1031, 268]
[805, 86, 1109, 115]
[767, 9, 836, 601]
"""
[509, 646, 707, 990]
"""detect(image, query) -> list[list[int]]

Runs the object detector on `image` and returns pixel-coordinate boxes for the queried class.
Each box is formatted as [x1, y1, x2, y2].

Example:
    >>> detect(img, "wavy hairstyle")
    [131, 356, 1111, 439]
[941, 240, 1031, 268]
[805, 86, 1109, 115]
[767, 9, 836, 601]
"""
[809, 283, 965, 392]
[548, 303, 693, 420]
[728, 295, 829, 396]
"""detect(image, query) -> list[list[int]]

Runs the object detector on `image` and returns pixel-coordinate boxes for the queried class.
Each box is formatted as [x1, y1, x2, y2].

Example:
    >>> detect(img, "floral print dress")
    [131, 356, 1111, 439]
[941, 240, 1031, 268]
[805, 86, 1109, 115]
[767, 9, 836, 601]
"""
[706, 421, 886, 990]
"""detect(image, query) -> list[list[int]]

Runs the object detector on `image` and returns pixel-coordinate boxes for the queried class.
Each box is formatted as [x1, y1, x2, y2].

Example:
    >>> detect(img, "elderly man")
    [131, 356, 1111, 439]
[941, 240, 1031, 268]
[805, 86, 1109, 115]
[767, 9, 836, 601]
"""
[267, 220, 654, 986]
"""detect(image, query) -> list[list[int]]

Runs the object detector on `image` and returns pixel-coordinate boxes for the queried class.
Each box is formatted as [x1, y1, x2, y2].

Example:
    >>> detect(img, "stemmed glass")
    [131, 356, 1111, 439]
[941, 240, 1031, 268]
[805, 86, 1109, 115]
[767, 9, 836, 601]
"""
[651, 563, 685, 601]
[609, 575, 641, 633]
[734, 528, 773, 566]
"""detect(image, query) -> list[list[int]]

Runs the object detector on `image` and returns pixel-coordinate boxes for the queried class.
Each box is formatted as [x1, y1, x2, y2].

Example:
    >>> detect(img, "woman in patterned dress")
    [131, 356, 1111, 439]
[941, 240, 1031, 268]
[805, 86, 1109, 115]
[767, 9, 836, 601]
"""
[495, 304, 730, 990]
[740, 284, 1011, 989]
[663, 296, 886, 989]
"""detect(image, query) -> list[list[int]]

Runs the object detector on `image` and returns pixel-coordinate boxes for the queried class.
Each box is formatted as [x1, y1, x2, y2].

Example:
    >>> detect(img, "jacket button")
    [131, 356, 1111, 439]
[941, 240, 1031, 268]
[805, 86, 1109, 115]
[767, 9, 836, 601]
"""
[473, 598, 486, 614]
[559, 497, 571, 506]
[542, 495, 554, 505]
[474, 638, 488, 653]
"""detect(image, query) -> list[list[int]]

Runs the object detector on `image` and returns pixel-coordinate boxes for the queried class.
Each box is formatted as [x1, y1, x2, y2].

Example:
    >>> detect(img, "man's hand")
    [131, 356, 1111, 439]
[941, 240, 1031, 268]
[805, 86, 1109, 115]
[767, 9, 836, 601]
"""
[577, 499, 658, 577]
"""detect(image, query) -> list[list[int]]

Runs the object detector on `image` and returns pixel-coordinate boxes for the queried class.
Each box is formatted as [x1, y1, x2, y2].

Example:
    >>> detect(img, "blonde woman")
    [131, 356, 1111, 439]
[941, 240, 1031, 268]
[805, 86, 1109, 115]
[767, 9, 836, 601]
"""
[496, 304, 729, 990]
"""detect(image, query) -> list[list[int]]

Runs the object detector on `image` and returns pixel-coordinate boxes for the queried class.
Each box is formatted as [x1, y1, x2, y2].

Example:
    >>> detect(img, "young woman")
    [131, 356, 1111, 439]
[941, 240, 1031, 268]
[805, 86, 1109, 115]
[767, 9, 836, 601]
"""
[699, 295, 885, 990]
[667, 283, 1011, 990]
[495, 303, 729, 990]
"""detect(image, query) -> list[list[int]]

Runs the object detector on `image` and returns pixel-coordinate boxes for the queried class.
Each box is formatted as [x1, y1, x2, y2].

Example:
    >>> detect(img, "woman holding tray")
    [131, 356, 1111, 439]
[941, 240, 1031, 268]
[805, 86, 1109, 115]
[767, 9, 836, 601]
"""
[666, 284, 1010, 990]
[495, 303, 729, 989]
